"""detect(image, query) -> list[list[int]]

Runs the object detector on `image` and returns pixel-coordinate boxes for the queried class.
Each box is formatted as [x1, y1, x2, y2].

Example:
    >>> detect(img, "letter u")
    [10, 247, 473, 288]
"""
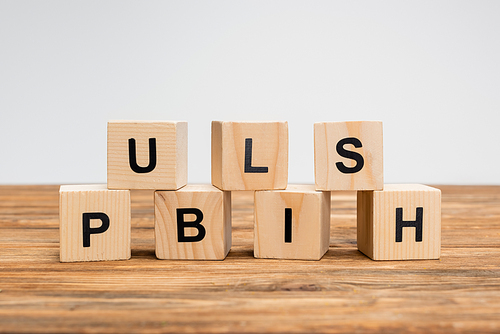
[128, 138, 157, 173]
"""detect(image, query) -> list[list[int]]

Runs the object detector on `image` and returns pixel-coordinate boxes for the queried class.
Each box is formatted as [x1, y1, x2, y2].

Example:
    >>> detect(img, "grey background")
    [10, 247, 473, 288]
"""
[1, 1, 499, 185]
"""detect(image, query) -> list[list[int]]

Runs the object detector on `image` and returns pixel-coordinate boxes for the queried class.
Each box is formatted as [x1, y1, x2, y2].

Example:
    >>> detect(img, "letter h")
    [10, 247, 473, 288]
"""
[395, 207, 423, 243]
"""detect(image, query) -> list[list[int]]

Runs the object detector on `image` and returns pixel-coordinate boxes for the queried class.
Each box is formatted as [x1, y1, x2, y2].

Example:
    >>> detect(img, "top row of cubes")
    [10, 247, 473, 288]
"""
[107, 120, 383, 191]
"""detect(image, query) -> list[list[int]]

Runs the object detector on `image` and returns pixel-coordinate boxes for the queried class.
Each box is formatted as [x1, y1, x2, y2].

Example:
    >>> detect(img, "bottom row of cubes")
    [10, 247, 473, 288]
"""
[59, 183, 441, 262]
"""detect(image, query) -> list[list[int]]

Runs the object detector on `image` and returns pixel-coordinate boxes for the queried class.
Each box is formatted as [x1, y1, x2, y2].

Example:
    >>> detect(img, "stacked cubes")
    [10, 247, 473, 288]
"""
[59, 120, 441, 262]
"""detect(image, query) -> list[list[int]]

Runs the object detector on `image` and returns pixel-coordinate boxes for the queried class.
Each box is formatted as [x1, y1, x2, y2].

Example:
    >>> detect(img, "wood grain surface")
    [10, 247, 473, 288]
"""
[0, 185, 499, 333]
[211, 121, 288, 191]
[155, 184, 231, 260]
[107, 121, 188, 190]
[254, 185, 330, 260]
[314, 121, 383, 191]
[59, 185, 131, 263]
[357, 184, 441, 261]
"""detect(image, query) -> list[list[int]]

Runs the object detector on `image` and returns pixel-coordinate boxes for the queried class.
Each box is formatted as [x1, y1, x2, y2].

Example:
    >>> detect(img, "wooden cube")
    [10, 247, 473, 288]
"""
[254, 185, 331, 260]
[211, 121, 288, 191]
[357, 184, 441, 260]
[314, 121, 383, 191]
[154, 184, 231, 260]
[59, 184, 131, 262]
[107, 120, 187, 190]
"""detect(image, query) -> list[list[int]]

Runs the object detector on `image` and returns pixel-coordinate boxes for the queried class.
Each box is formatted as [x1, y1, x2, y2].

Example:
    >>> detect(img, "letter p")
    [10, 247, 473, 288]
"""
[82, 212, 110, 247]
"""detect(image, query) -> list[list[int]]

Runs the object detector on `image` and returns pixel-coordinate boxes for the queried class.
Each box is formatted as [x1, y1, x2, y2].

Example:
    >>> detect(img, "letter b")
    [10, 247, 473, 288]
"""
[155, 185, 231, 260]
[177, 208, 206, 242]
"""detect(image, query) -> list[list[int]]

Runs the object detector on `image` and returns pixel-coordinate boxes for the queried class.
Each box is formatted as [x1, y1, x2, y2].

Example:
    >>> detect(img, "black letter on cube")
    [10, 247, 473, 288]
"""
[128, 138, 157, 173]
[335, 137, 364, 174]
[244, 138, 268, 173]
[285, 208, 292, 243]
[82, 212, 110, 248]
[177, 208, 206, 242]
[395, 207, 423, 243]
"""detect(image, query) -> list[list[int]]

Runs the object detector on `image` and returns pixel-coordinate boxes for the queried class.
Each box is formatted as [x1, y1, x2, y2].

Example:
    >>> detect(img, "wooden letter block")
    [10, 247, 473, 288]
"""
[314, 121, 383, 191]
[107, 120, 187, 190]
[211, 121, 288, 191]
[254, 185, 331, 260]
[155, 184, 231, 260]
[59, 184, 131, 262]
[357, 184, 441, 260]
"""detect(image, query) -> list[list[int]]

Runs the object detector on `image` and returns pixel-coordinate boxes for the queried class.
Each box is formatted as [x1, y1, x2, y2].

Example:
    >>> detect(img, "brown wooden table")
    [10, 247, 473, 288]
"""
[1, 185, 499, 333]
